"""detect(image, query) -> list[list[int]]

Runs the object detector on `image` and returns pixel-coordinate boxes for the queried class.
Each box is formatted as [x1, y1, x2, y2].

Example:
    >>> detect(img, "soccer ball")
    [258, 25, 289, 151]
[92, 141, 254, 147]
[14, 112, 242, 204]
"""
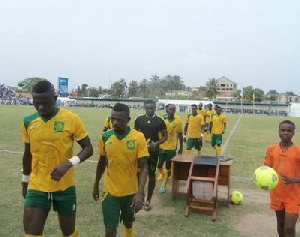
[230, 190, 243, 205]
[253, 165, 279, 190]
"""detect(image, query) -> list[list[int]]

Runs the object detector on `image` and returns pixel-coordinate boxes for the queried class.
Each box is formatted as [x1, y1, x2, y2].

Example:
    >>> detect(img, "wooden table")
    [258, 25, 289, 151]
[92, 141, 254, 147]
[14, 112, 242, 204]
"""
[171, 154, 233, 206]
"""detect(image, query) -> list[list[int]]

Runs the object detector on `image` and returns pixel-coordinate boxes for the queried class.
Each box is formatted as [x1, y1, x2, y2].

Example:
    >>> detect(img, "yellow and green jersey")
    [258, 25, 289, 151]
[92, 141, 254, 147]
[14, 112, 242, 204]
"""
[206, 109, 216, 123]
[198, 108, 207, 118]
[98, 127, 149, 197]
[185, 114, 205, 138]
[103, 116, 113, 130]
[160, 116, 183, 150]
[211, 113, 226, 134]
[21, 108, 88, 192]
[161, 113, 181, 120]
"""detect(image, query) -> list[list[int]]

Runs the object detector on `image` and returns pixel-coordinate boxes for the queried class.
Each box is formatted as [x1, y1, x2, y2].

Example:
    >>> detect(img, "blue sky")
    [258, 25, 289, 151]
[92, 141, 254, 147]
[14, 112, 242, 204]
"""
[1, 0, 299, 94]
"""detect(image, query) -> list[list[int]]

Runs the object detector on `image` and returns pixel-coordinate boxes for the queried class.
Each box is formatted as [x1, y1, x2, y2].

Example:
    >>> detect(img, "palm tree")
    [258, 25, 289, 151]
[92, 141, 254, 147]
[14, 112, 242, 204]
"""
[206, 78, 218, 100]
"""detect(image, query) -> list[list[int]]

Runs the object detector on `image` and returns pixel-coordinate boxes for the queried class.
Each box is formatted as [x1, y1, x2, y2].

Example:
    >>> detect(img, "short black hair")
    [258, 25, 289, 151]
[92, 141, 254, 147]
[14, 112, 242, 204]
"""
[32, 80, 53, 94]
[279, 120, 295, 130]
[191, 104, 197, 108]
[113, 103, 130, 117]
[165, 104, 169, 109]
[144, 99, 156, 107]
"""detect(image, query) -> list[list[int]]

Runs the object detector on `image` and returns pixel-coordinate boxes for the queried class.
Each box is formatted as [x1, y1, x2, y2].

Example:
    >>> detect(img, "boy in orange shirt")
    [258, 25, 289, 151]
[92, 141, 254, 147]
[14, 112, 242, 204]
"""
[264, 120, 300, 237]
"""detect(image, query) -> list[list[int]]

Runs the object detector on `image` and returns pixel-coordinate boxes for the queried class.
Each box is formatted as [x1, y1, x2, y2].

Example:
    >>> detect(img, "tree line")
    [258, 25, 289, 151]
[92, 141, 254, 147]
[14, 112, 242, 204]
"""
[16, 76, 296, 102]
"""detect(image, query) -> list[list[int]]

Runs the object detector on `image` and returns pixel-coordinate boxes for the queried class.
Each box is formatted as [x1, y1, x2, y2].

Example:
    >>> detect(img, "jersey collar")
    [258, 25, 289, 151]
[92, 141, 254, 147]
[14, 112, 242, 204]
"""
[114, 126, 130, 140]
[40, 107, 60, 122]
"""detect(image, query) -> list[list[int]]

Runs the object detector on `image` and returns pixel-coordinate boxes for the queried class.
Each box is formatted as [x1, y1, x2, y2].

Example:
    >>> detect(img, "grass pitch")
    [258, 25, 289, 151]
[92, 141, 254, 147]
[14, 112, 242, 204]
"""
[1, 105, 299, 236]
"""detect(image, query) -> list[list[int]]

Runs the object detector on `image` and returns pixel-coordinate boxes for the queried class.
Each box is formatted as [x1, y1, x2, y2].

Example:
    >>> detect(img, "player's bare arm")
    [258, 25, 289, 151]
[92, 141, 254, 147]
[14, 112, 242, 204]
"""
[21, 143, 32, 198]
[178, 132, 184, 154]
[200, 124, 205, 140]
[51, 136, 93, 181]
[223, 123, 227, 134]
[281, 173, 300, 185]
[156, 129, 167, 146]
[183, 123, 188, 142]
[93, 155, 106, 201]
[148, 129, 168, 152]
[132, 159, 148, 213]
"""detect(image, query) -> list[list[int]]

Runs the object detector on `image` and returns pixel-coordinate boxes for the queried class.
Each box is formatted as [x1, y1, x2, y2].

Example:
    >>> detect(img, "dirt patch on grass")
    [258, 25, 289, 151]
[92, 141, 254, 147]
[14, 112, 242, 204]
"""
[235, 212, 278, 237]
[232, 188, 300, 237]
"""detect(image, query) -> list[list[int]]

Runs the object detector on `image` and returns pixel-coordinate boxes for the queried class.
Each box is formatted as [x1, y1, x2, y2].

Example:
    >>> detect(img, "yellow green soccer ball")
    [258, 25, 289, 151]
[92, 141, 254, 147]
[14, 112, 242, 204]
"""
[253, 165, 279, 190]
[230, 190, 243, 205]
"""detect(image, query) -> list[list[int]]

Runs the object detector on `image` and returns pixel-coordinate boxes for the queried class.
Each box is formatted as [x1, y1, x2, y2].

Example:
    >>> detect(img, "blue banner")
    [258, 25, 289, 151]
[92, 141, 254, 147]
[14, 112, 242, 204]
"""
[58, 77, 69, 97]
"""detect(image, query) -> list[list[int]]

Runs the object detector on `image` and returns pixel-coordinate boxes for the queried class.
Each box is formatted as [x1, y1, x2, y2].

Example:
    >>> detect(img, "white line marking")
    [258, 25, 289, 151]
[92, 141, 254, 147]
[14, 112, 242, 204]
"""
[0, 149, 98, 162]
[221, 114, 242, 155]
[0, 149, 22, 154]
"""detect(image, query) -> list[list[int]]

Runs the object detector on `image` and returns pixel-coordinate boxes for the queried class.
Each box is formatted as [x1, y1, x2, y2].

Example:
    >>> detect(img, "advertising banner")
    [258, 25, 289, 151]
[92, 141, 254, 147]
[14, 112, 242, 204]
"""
[58, 77, 69, 97]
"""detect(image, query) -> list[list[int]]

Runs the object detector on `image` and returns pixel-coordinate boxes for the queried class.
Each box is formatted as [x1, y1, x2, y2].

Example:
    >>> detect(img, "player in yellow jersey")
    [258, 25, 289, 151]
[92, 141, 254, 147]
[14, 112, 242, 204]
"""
[161, 104, 181, 120]
[184, 104, 205, 156]
[157, 104, 183, 193]
[197, 102, 207, 118]
[205, 103, 216, 142]
[93, 103, 149, 237]
[102, 116, 113, 132]
[210, 106, 226, 156]
[21, 80, 93, 237]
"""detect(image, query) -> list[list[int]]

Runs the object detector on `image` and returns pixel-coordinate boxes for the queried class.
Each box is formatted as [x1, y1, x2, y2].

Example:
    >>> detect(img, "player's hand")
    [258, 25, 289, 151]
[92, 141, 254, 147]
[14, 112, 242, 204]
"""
[131, 192, 144, 213]
[93, 183, 100, 201]
[148, 141, 157, 153]
[222, 130, 225, 134]
[22, 182, 28, 198]
[183, 136, 186, 142]
[178, 149, 183, 155]
[198, 135, 203, 141]
[50, 161, 72, 181]
[281, 173, 293, 185]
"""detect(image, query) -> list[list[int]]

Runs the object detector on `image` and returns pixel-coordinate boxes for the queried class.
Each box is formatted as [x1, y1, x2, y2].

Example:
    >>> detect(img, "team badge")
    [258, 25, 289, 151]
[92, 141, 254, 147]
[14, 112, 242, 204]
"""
[126, 140, 135, 150]
[54, 121, 65, 132]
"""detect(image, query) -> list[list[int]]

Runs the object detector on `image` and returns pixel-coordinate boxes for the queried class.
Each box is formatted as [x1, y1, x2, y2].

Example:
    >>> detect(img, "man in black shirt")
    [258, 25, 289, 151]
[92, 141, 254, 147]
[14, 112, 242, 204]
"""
[134, 99, 167, 211]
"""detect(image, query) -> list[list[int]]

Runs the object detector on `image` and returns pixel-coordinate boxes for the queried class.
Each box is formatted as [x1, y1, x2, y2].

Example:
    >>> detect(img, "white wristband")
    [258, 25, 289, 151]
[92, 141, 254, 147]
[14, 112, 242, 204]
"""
[22, 174, 30, 183]
[68, 156, 81, 166]
[201, 133, 204, 137]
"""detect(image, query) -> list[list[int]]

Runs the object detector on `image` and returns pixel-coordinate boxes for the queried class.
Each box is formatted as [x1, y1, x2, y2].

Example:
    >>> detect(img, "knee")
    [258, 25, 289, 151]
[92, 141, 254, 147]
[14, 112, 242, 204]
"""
[285, 226, 295, 235]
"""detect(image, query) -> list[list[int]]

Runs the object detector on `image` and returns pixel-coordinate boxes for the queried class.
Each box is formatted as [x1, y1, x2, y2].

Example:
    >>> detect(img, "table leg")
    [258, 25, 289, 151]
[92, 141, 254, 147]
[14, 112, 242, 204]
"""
[172, 178, 180, 200]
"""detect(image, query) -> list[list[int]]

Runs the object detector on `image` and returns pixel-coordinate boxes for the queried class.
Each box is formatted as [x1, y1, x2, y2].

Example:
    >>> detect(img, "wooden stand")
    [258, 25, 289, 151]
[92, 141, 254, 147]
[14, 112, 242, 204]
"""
[171, 154, 233, 207]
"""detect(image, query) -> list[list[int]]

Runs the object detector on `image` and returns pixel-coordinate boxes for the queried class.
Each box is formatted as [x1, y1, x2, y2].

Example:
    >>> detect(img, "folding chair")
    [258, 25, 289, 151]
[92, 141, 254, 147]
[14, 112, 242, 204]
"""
[184, 155, 220, 221]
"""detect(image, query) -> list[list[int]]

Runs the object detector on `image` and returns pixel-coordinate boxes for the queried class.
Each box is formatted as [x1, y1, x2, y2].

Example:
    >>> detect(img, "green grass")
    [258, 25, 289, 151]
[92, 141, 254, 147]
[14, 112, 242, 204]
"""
[1, 105, 300, 236]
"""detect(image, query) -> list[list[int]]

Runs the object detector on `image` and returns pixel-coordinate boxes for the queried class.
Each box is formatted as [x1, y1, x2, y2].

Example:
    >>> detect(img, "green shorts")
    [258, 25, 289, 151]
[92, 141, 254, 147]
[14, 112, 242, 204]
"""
[24, 186, 76, 217]
[158, 149, 176, 164]
[102, 193, 135, 229]
[211, 134, 223, 147]
[186, 138, 202, 150]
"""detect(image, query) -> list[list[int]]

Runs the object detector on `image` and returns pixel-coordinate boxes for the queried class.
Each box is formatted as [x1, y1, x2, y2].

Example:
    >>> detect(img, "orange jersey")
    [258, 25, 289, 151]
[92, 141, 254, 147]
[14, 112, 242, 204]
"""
[264, 143, 300, 205]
